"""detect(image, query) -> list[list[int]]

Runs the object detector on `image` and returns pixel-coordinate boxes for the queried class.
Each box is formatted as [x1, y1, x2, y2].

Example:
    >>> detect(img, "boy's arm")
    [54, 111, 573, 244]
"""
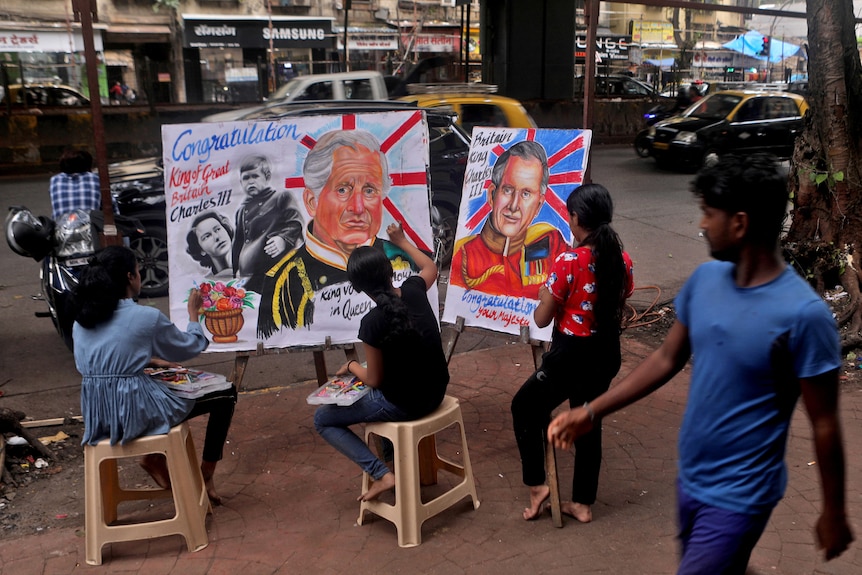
[799, 369, 854, 560]
[548, 319, 691, 449]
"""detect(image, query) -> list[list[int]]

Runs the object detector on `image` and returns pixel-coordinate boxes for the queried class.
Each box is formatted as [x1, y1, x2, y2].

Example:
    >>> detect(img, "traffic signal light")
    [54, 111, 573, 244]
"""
[760, 36, 771, 57]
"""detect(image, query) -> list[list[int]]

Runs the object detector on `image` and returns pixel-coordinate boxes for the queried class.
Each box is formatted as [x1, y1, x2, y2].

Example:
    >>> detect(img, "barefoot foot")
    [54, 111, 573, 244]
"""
[358, 472, 395, 502]
[140, 454, 171, 490]
[523, 485, 551, 521]
[561, 501, 592, 523]
[201, 460, 222, 506]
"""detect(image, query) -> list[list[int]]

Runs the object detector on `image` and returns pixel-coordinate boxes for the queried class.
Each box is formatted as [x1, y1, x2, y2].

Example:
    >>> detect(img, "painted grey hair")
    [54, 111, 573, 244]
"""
[490, 140, 549, 195]
[303, 129, 390, 198]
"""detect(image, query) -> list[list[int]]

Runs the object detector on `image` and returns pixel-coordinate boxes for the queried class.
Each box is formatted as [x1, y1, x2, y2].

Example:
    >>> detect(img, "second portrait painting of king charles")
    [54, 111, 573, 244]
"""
[442, 128, 593, 340]
[162, 111, 437, 351]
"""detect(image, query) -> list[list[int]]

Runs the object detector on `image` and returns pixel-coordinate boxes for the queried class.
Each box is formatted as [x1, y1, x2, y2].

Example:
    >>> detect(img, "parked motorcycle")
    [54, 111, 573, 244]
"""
[5, 206, 143, 351]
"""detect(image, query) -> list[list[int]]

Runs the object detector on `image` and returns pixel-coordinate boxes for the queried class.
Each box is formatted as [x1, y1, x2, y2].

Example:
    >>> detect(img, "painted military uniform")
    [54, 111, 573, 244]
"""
[450, 221, 568, 299]
[257, 223, 412, 338]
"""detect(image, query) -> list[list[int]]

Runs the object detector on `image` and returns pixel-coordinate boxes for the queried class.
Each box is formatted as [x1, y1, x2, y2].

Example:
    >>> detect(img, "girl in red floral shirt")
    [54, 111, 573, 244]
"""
[512, 183, 633, 522]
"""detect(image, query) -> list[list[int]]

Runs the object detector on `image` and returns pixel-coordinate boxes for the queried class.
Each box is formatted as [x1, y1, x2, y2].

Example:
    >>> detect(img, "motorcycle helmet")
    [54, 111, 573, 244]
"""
[54, 209, 95, 257]
[5, 206, 55, 261]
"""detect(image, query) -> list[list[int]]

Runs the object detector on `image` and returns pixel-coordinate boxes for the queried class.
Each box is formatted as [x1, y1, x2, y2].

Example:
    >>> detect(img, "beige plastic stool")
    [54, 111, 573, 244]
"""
[357, 395, 480, 547]
[84, 422, 211, 565]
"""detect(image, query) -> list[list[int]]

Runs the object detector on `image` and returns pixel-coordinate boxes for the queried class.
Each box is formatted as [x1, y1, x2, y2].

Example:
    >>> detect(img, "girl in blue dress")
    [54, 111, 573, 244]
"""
[73, 245, 237, 504]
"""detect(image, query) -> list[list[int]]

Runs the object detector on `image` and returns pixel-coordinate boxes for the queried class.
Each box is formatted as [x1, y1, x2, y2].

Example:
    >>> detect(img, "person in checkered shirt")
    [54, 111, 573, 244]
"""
[49, 149, 118, 221]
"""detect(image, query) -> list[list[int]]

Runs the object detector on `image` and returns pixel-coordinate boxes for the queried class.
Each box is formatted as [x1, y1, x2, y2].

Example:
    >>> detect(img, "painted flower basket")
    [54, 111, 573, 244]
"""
[195, 280, 255, 344]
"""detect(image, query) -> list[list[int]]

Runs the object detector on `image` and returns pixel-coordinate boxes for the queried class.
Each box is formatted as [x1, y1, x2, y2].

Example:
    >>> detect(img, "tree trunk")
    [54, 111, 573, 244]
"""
[786, 0, 862, 348]
[671, 8, 695, 73]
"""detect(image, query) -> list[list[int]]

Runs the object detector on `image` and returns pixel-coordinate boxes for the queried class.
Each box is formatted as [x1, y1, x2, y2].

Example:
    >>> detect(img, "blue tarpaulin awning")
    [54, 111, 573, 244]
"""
[722, 31, 800, 63]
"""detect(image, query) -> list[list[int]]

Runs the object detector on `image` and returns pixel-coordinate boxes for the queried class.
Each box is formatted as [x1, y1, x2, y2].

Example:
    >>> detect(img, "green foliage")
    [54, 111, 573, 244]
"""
[800, 166, 845, 189]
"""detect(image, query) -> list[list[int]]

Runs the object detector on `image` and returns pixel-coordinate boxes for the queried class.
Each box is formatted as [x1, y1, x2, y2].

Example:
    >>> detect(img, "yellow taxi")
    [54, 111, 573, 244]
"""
[398, 84, 537, 134]
[0, 83, 90, 107]
[648, 90, 808, 169]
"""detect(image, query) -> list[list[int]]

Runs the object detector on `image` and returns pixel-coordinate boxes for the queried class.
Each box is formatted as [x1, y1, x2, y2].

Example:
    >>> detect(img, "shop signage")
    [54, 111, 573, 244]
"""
[630, 21, 675, 45]
[0, 29, 101, 52]
[575, 35, 631, 62]
[183, 17, 333, 49]
[336, 35, 399, 51]
[406, 33, 459, 53]
[693, 51, 736, 68]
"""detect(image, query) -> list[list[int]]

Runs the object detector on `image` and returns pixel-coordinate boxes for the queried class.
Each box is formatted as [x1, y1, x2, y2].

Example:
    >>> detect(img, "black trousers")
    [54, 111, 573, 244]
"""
[185, 385, 238, 463]
[511, 331, 621, 504]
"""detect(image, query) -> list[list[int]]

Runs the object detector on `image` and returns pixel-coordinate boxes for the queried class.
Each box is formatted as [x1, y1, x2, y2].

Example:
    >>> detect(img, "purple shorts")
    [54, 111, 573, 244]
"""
[676, 480, 773, 575]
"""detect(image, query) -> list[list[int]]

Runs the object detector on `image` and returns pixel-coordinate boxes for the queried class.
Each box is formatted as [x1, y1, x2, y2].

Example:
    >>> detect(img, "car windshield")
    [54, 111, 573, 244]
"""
[684, 93, 742, 120]
[269, 77, 304, 100]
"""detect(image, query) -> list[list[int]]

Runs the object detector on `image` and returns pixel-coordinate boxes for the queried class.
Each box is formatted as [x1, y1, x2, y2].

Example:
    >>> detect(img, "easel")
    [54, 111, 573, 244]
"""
[227, 338, 359, 392]
[518, 325, 563, 529]
[439, 316, 563, 528]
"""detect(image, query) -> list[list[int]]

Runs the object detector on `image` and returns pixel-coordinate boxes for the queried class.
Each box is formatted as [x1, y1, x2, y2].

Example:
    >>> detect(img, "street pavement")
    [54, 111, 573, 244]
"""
[0, 336, 860, 574]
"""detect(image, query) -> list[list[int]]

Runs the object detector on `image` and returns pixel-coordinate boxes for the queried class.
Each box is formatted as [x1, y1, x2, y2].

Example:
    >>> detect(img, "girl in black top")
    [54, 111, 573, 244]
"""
[313, 223, 448, 501]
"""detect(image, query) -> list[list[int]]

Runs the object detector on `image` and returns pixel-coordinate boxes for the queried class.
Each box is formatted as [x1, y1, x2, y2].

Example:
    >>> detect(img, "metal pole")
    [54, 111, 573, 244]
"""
[72, 0, 120, 246]
[460, 5, 466, 82]
[582, 0, 600, 185]
[267, 0, 276, 94]
[342, 0, 351, 72]
[465, 4, 471, 82]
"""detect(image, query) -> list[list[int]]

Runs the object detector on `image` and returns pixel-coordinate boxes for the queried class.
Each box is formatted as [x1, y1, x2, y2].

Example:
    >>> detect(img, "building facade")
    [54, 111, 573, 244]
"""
[0, 0, 479, 104]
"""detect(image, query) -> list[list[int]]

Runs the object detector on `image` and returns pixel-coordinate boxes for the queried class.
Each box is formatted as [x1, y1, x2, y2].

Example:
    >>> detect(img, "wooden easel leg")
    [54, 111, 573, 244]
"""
[312, 351, 328, 386]
[520, 326, 563, 526]
[545, 438, 563, 528]
[415, 317, 466, 486]
[229, 352, 250, 392]
[418, 436, 438, 486]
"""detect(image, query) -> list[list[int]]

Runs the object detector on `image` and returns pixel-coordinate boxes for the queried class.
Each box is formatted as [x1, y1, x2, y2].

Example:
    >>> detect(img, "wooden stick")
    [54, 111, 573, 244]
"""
[20, 416, 83, 429]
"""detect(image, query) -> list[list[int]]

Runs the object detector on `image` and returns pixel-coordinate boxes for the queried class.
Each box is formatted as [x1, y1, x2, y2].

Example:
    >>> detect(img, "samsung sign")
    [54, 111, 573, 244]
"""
[184, 18, 332, 49]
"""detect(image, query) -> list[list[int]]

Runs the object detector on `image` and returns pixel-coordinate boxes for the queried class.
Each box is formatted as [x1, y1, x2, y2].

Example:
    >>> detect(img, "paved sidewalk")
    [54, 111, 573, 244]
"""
[1, 336, 860, 574]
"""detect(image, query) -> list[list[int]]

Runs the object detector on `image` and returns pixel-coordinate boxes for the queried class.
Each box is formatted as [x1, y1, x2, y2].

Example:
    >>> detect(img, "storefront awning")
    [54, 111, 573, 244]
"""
[722, 31, 800, 63]
[104, 25, 171, 44]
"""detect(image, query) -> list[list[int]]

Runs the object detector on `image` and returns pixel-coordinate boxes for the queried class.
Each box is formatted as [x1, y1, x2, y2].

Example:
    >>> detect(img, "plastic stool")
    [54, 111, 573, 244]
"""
[84, 422, 211, 565]
[357, 395, 480, 547]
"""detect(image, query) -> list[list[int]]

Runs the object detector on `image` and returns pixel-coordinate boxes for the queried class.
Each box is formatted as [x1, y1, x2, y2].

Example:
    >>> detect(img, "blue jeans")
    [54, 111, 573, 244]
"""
[676, 480, 773, 575]
[314, 388, 409, 480]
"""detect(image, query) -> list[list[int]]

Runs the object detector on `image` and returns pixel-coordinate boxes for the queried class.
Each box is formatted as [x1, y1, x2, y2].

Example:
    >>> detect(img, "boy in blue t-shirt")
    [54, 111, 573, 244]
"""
[547, 154, 853, 573]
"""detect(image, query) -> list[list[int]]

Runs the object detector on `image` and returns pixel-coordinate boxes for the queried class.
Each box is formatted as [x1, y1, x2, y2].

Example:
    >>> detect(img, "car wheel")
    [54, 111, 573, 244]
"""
[703, 149, 721, 169]
[431, 204, 457, 270]
[130, 223, 169, 298]
[634, 132, 651, 158]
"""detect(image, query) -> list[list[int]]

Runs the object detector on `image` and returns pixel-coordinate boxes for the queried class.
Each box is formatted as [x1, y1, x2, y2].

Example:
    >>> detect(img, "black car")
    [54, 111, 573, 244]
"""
[646, 90, 808, 170]
[110, 101, 470, 298]
[573, 74, 660, 97]
[109, 157, 173, 297]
